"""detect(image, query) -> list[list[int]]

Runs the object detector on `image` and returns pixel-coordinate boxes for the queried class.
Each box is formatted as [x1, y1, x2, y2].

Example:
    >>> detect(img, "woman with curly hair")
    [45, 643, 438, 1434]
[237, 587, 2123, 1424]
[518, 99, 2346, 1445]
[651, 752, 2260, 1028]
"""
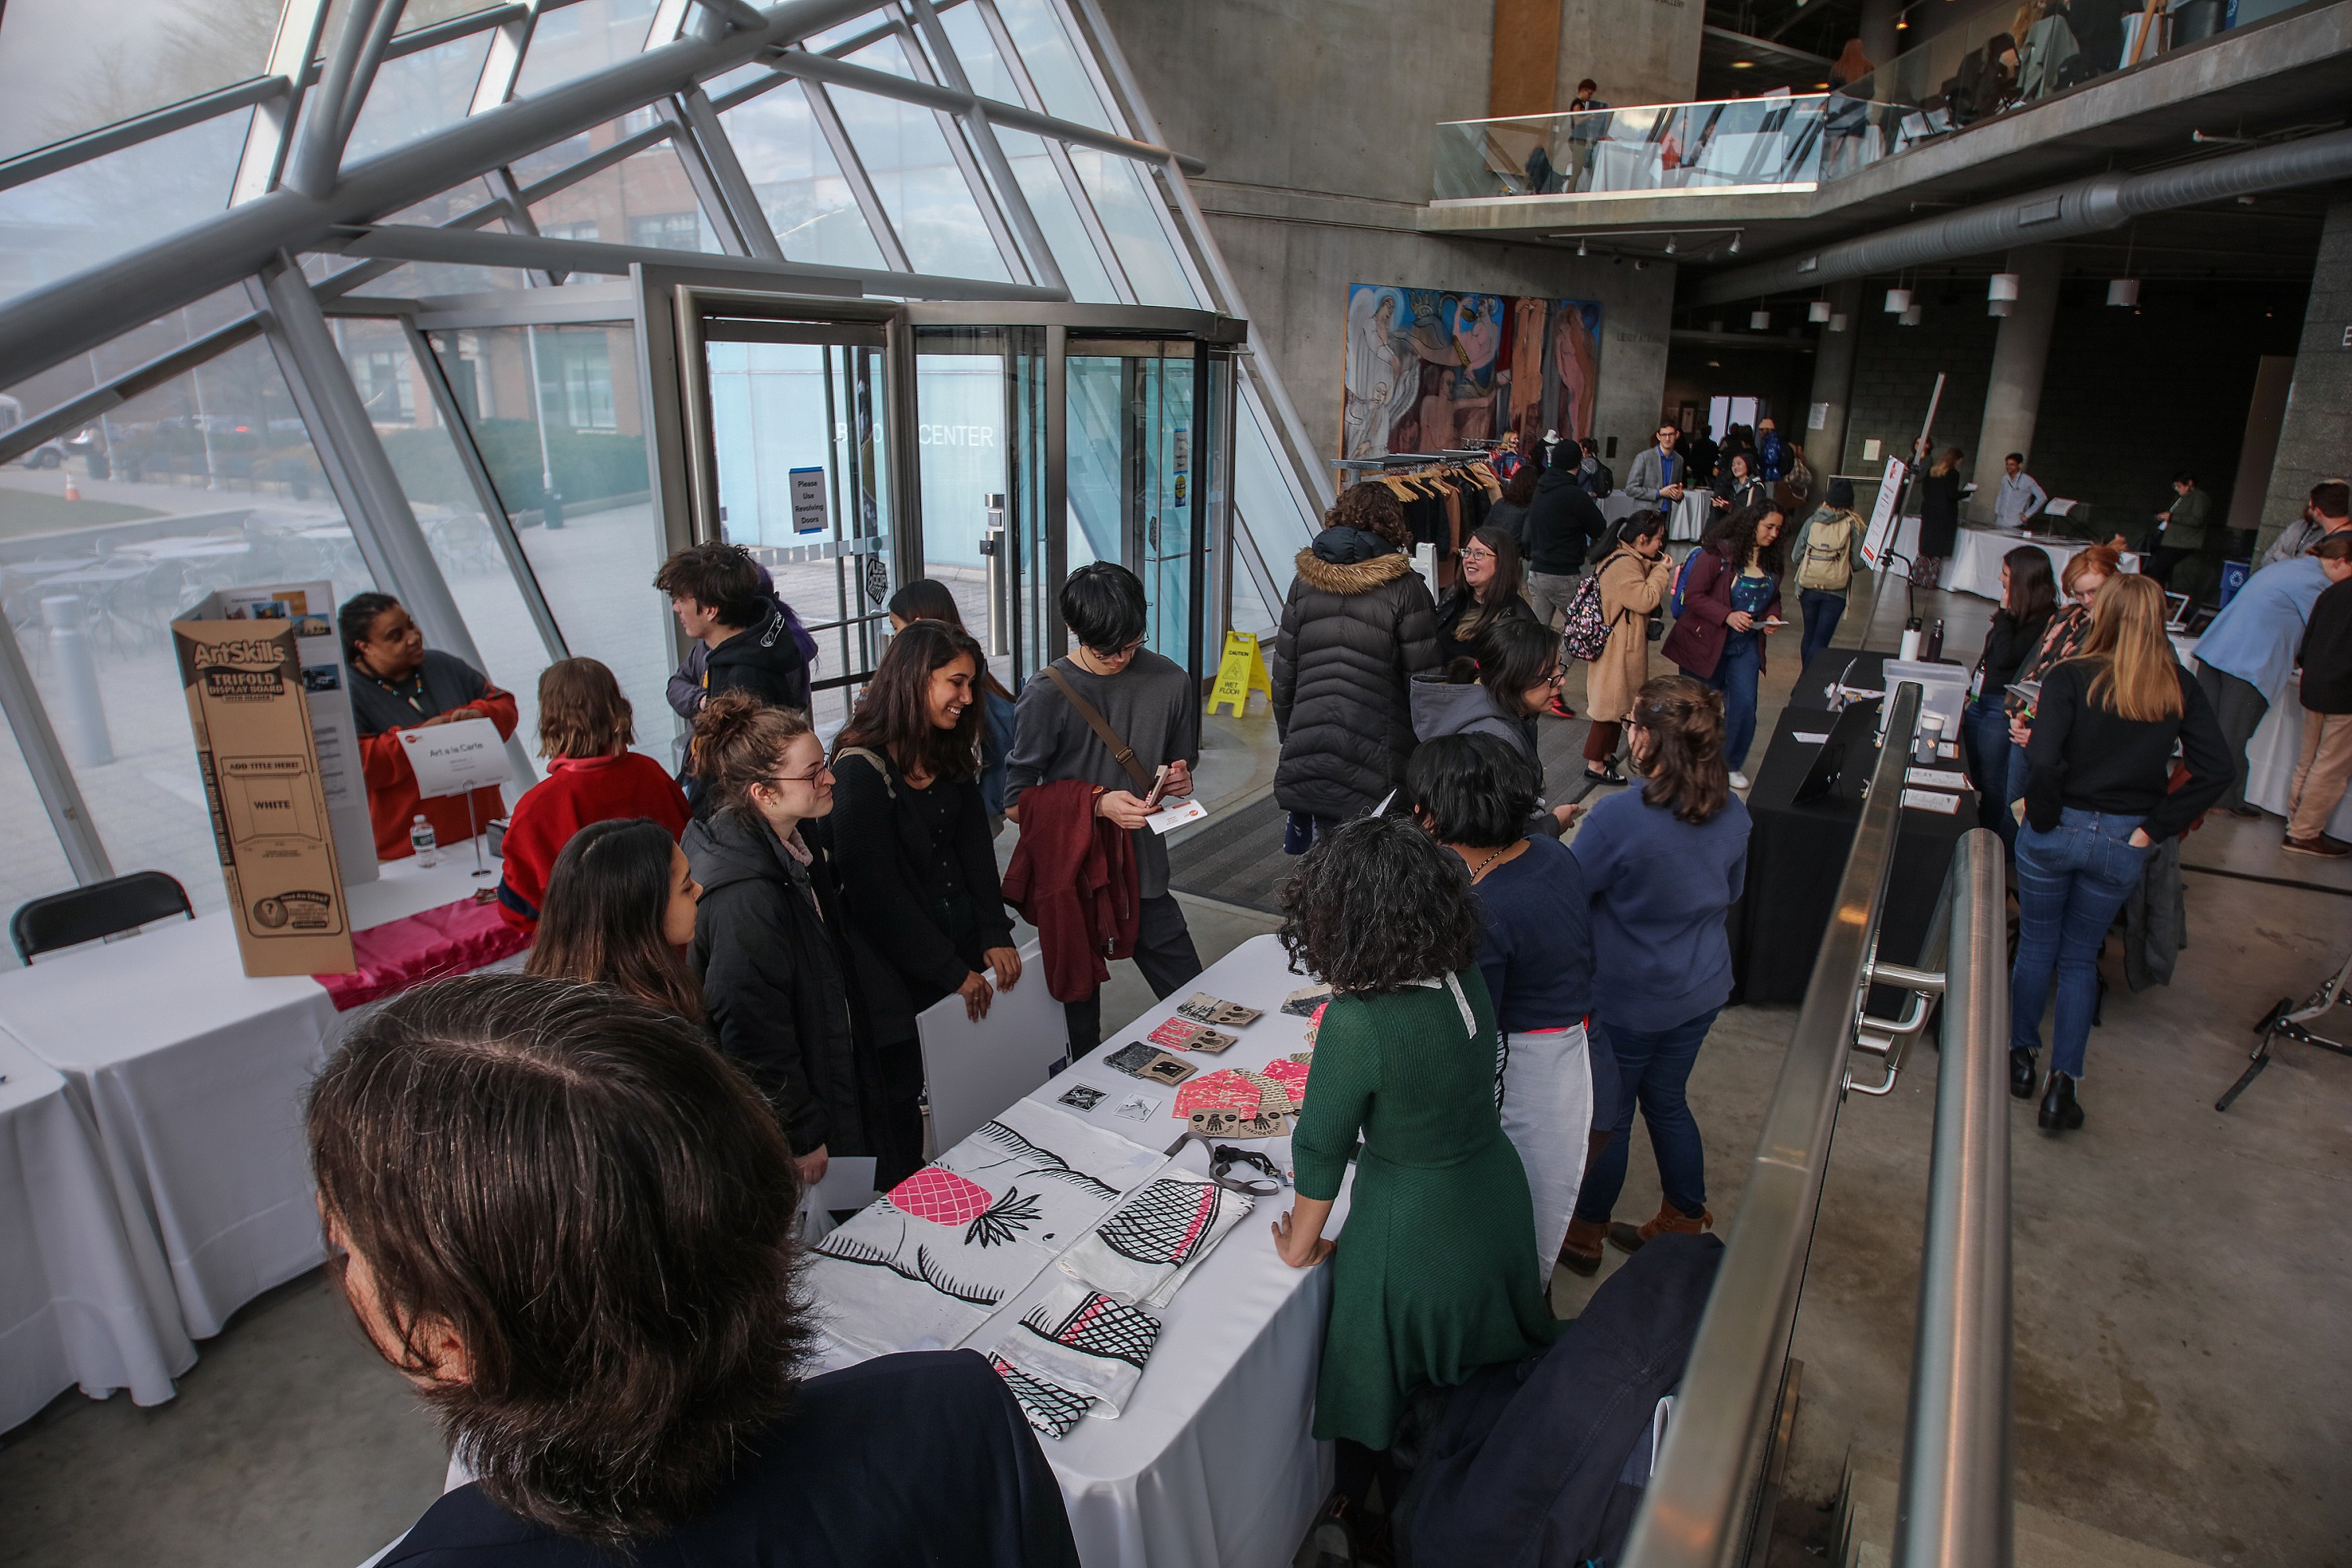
[1559, 677, 1750, 1275]
[1272, 815, 1561, 1472]
[1271, 481, 1441, 848]
[315, 973, 1078, 1565]
[1661, 502, 1788, 789]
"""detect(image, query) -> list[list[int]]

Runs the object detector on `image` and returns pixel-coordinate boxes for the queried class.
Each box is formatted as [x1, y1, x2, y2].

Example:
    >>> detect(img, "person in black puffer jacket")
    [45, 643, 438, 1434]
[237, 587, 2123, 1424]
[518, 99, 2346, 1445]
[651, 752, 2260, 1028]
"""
[1272, 483, 1441, 846]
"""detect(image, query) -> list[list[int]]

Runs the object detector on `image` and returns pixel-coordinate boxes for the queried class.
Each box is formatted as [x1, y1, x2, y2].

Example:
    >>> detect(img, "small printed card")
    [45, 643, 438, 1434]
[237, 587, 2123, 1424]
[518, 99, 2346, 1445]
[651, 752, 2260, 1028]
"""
[1149, 1018, 1236, 1054]
[1176, 993, 1262, 1028]
[1105, 1040, 1198, 1086]
[1279, 984, 1334, 1018]
[1114, 1093, 1161, 1122]
[1794, 731, 1831, 745]
[1907, 767, 1969, 789]
[1901, 788, 1962, 815]
[1186, 1107, 1290, 1140]
[1058, 1083, 1107, 1112]
[1143, 798, 1208, 835]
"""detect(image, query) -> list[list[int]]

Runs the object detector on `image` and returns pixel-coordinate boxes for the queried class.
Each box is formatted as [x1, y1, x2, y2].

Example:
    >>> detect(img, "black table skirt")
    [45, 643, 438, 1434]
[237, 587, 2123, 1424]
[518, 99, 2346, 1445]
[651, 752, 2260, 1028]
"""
[1728, 662, 1978, 1004]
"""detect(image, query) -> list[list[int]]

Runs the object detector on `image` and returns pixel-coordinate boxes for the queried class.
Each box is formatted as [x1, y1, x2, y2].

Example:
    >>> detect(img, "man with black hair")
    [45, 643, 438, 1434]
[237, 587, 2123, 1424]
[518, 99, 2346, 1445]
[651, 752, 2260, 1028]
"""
[2261, 480, 2351, 568]
[654, 543, 811, 713]
[1003, 564, 1202, 1051]
[1682, 423, 1719, 489]
[2147, 471, 2215, 598]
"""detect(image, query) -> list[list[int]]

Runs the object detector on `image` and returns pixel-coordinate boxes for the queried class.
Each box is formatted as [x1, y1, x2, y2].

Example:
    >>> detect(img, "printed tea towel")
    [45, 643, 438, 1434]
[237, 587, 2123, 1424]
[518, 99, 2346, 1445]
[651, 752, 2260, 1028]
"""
[810, 1098, 1161, 1361]
[988, 1276, 1164, 1439]
[1058, 1167, 1254, 1308]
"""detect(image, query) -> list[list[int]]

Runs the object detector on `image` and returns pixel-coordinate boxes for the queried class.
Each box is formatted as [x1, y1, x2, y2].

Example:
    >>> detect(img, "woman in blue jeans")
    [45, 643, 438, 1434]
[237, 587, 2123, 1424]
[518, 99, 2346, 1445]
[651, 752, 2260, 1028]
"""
[1959, 546, 2055, 848]
[2012, 575, 2230, 1131]
[1660, 504, 1786, 792]
[1559, 677, 1751, 1272]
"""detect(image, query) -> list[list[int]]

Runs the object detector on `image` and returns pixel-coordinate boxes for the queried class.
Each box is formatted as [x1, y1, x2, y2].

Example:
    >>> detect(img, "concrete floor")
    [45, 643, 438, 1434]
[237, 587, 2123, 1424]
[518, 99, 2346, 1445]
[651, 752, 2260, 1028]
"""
[5, 568, 2348, 1566]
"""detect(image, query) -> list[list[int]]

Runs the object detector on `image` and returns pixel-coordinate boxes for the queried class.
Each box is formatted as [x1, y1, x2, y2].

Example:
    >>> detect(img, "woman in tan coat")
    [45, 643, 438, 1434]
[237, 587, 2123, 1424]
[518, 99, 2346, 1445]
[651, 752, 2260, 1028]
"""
[1581, 510, 1676, 784]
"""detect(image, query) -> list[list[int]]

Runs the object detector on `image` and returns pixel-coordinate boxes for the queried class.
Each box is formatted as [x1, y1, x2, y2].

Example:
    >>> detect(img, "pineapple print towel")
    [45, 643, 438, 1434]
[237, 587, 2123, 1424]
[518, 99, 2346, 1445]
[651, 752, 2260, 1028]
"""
[1058, 1167, 1254, 1308]
[988, 1276, 1164, 1439]
[811, 1098, 1163, 1362]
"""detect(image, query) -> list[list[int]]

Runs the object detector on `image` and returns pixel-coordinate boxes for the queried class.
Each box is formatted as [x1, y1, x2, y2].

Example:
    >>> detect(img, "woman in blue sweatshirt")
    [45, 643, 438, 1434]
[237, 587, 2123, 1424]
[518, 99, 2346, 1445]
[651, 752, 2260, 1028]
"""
[1407, 732, 1595, 1282]
[1560, 676, 1751, 1275]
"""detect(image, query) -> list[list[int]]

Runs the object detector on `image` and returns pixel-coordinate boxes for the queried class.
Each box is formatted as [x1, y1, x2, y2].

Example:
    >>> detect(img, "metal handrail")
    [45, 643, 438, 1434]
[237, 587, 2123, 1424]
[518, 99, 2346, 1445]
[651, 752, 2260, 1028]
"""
[1896, 827, 2013, 1568]
[1622, 681, 1922, 1568]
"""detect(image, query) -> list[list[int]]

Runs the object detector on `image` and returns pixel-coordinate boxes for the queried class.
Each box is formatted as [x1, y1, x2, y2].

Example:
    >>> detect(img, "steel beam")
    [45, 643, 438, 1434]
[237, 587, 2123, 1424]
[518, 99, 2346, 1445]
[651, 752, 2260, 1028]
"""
[0, 615, 114, 886]
[899, 3, 1061, 292]
[287, 0, 408, 199]
[665, 88, 783, 259]
[232, 0, 335, 204]
[800, 76, 914, 272]
[0, 0, 881, 387]
[0, 78, 291, 198]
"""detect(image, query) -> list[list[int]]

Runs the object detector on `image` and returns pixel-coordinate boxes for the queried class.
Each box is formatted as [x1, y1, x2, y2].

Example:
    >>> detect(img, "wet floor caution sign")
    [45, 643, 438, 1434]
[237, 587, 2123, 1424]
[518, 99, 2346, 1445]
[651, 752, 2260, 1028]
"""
[1206, 630, 1271, 717]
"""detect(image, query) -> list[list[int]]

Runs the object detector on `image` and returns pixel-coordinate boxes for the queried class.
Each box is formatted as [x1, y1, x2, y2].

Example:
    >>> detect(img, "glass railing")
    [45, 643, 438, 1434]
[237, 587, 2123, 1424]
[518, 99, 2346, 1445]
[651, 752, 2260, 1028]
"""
[1432, 93, 1921, 201]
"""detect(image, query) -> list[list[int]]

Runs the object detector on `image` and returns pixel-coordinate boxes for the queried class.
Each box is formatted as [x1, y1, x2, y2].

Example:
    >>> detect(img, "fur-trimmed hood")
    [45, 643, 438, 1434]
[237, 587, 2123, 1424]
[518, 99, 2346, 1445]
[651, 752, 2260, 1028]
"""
[1294, 532, 1417, 597]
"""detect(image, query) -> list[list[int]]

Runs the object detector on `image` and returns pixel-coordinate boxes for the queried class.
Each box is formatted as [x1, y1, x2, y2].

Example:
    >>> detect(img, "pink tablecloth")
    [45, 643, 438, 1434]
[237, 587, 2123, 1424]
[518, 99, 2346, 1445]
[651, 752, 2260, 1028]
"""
[314, 896, 529, 1011]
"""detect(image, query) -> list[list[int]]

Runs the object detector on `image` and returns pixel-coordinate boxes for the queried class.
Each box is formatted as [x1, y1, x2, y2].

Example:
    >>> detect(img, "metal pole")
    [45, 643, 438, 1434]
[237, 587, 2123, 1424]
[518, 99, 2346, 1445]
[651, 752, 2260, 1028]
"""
[0, 603, 113, 884]
[1895, 828, 2013, 1568]
[523, 323, 559, 512]
[40, 597, 113, 767]
[286, 0, 405, 199]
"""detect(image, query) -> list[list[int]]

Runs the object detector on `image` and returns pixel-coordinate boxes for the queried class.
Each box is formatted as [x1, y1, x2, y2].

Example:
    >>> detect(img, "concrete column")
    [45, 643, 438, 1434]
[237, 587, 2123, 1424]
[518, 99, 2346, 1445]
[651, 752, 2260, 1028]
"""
[1490, 0, 1563, 117]
[1557, 0, 1701, 109]
[2256, 198, 2352, 556]
[1860, 0, 1900, 77]
[1805, 279, 1865, 484]
[1966, 246, 2063, 523]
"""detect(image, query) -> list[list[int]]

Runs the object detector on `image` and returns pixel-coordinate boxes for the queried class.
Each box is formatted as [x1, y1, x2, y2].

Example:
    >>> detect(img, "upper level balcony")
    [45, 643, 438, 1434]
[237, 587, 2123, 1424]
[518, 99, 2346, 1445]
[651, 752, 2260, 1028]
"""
[1423, 0, 2352, 249]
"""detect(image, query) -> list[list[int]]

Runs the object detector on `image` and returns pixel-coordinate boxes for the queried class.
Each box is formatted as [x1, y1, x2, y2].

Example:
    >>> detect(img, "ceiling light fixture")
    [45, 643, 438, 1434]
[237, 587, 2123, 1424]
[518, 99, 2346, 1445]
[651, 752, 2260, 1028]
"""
[1989, 299, 2014, 318]
[1900, 304, 1923, 325]
[1665, 234, 1678, 255]
[2109, 226, 2141, 307]
[1577, 237, 1588, 256]
[1808, 299, 1831, 322]
[1886, 287, 1912, 313]
[1829, 312, 1849, 332]
[1751, 308, 1772, 329]
[1729, 233, 1742, 254]
[1730, 59, 1754, 68]
[1988, 272, 2020, 303]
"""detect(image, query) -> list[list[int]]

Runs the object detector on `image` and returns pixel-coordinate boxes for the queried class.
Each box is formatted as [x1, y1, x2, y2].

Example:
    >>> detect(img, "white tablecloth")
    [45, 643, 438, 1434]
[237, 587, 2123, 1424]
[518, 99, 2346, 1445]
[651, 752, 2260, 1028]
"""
[2243, 674, 2352, 840]
[817, 933, 1350, 1568]
[1942, 526, 2139, 602]
[0, 1031, 196, 1432]
[0, 850, 506, 1344]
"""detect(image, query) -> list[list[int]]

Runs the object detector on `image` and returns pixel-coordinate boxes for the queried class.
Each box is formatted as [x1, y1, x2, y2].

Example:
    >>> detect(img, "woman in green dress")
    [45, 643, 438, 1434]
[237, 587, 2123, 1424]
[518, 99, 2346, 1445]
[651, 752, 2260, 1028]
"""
[1272, 814, 1562, 1460]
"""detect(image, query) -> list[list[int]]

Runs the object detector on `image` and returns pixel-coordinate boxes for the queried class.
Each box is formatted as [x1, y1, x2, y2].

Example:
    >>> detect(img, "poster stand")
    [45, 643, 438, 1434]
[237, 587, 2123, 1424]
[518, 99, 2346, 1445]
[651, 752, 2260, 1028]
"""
[397, 717, 514, 878]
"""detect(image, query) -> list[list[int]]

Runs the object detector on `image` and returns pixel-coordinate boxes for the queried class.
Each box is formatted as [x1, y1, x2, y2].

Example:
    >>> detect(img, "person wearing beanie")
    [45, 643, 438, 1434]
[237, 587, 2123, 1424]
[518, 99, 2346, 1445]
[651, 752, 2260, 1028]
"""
[1788, 476, 1870, 673]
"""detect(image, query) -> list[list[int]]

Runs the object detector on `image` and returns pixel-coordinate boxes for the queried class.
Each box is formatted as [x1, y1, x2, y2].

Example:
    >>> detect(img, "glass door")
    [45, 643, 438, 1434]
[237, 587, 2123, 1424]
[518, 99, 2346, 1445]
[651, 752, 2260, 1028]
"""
[1066, 338, 1212, 682]
[694, 316, 901, 738]
[910, 324, 1044, 695]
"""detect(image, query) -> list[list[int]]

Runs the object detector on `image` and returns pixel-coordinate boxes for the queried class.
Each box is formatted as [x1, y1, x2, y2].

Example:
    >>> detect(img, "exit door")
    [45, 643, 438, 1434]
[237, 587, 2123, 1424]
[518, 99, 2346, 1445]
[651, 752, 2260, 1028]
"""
[1067, 339, 1208, 673]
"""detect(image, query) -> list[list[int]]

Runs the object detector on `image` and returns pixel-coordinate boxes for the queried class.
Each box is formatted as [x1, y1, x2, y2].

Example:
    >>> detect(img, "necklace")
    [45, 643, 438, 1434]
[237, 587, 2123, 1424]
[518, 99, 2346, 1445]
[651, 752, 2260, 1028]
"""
[1461, 844, 1511, 883]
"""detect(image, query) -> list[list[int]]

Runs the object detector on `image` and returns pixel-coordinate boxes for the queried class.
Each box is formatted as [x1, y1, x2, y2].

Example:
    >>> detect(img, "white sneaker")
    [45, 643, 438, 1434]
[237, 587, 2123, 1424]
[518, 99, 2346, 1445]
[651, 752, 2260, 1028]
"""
[1729, 770, 1752, 791]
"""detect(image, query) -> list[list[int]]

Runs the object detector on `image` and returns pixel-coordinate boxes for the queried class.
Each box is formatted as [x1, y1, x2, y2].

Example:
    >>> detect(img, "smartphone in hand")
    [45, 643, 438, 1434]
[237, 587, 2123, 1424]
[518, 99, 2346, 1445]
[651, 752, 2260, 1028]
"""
[1142, 763, 1172, 812]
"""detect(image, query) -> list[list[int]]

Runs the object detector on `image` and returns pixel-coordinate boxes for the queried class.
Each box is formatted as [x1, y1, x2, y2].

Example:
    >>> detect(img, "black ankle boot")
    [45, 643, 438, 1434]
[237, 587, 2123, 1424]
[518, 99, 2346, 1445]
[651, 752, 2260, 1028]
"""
[2038, 1070, 2084, 1131]
[2010, 1048, 2038, 1100]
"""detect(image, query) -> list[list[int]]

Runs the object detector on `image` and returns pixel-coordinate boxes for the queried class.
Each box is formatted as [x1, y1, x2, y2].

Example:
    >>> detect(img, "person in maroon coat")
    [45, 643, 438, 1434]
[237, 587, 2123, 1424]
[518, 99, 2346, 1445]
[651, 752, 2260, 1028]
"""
[1661, 504, 1786, 788]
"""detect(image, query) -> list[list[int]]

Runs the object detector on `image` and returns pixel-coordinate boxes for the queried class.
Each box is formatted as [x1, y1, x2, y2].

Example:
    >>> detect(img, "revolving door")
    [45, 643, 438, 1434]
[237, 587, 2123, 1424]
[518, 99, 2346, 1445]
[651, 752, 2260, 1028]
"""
[635, 266, 1243, 715]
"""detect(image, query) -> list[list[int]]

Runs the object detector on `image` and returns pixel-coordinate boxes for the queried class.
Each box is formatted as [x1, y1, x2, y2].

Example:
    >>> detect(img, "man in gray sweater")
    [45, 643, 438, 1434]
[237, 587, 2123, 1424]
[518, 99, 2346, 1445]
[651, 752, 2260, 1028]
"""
[1004, 563, 1203, 1051]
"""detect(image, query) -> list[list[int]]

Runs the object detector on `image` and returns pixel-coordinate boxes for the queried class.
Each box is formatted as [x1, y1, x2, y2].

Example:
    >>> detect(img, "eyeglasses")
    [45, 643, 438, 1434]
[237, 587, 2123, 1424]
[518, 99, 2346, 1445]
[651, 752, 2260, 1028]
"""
[766, 764, 834, 787]
[1084, 637, 1147, 659]
[1461, 546, 1496, 563]
[1540, 667, 1566, 686]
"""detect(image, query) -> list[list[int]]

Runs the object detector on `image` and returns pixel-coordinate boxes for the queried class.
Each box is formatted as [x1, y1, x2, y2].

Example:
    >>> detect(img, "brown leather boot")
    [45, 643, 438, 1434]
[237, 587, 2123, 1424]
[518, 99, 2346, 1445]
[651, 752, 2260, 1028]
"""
[1607, 1203, 1714, 1254]
[1558, 1216, 1608, 1276]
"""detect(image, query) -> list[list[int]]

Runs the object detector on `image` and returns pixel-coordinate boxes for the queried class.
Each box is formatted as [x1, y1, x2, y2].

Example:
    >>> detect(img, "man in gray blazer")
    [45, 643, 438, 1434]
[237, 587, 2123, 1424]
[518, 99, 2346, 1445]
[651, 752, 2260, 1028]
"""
[1626, 423, 1688, 507]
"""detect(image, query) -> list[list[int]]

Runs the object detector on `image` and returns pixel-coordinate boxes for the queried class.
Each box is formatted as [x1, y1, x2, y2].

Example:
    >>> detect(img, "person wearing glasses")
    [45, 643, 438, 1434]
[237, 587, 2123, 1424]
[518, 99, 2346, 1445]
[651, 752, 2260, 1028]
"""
[1411, 617, 1581, 834]
[682, 691, 873, 1187]
[1003, 563, 1203, 1051]
[1433, 524, 1537, 651]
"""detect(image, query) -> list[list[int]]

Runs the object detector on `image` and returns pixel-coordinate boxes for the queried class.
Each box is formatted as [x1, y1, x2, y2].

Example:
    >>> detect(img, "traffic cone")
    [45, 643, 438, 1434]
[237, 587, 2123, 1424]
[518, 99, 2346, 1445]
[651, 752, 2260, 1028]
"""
[62, 470, 79, 502]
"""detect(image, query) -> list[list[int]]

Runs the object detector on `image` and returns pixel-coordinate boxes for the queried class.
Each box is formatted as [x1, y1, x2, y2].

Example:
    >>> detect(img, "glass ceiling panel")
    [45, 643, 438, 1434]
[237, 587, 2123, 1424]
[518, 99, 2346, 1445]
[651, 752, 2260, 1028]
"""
[345, 27, 495, 165]
[990, 0, 1112, 132]
[830, 40, 1008, 281]
[0, 0, 280, 164]
[0, 287, 260, 430]
[718, 81, 888, 272]
[507, 109, 661, 188]
[529, 136, 721, 254]
[1066, 147, 1193, 307]
[799, 9, 890, 52]
[992, 128, 1116, 303]
[513, 0, 660, 100]
[359, 178, 531, 296]
[935, 2, 1018, 101]
[0, 108, 248, 314]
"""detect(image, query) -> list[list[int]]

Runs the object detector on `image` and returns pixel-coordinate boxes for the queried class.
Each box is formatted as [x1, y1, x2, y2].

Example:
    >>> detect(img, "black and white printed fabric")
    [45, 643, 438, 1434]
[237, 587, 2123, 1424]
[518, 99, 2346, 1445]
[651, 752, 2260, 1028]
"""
[987, 1276, 1165, 1439]
[809, 1098, 1161, 1361]
[1058, 1167, 1254, 1308]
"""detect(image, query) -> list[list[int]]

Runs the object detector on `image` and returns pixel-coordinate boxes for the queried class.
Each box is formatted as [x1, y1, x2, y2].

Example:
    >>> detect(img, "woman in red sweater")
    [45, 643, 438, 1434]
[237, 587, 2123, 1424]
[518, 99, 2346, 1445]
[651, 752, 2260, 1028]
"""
[496, 659, 691, 933]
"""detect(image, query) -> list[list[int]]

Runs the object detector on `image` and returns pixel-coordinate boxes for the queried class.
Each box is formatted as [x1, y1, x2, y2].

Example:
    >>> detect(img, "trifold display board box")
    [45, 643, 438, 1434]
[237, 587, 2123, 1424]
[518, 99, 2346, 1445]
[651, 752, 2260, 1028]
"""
[173, 583, 368, 977]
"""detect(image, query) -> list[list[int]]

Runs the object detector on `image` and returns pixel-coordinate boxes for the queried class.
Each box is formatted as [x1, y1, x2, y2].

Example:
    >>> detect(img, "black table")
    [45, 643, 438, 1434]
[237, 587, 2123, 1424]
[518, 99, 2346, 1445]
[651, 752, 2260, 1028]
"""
[1728, 649, 1978, 1004]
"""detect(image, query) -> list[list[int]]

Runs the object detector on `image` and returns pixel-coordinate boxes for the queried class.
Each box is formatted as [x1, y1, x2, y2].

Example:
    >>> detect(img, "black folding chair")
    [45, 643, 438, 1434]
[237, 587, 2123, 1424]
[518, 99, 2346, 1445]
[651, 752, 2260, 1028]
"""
[11, 871, 194, 964]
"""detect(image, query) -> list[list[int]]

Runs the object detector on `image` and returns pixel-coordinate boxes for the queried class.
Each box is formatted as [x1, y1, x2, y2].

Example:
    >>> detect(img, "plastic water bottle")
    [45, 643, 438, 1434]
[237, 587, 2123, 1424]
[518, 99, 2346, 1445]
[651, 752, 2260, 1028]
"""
[410, 815, 438, 867]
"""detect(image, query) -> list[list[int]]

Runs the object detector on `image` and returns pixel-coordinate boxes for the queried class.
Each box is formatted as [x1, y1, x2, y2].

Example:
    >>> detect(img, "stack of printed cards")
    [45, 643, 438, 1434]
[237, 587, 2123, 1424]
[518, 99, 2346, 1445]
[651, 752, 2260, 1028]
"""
[1279, 985, 1334, 1018]
[1176, 993, 1262, 1028]
[1148, 1018, 1238, 1054]
[1105, 1040, 1196, 1086]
